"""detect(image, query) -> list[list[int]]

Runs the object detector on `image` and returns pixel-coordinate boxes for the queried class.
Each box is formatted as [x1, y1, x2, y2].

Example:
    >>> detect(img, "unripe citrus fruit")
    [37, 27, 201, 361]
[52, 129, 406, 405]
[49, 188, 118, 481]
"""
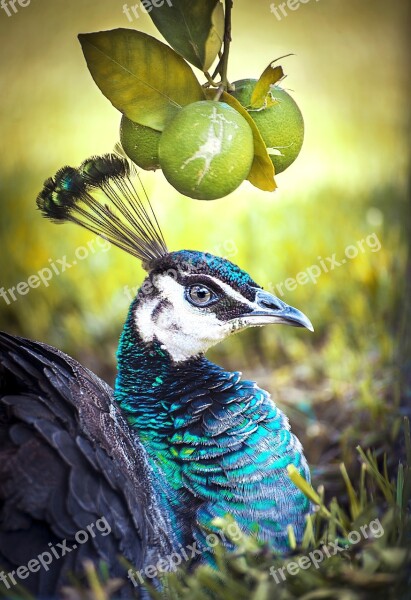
[158, 100, 254, 200]
[120, 115, 161, 171]
[231, 79, 304, 174]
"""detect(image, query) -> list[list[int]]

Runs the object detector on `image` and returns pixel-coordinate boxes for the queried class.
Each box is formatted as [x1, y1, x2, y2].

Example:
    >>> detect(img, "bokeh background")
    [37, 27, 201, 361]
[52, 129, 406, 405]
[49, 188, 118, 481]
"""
[0, 0, 409, 480]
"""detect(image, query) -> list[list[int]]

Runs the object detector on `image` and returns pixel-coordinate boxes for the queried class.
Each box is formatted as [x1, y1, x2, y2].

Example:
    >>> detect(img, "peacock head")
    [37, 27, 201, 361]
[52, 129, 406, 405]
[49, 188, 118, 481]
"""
[37, 153, 312, 363]
[133, 250, 312, 363]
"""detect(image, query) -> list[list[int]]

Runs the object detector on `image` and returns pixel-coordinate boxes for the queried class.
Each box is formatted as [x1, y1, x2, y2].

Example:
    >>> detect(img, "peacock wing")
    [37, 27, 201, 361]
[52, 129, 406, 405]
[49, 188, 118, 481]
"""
[0, 332, 173, 598]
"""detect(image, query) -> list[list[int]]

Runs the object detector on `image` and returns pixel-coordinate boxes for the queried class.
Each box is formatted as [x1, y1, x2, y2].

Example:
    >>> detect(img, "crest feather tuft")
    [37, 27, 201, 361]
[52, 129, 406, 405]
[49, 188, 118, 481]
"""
[36, 154, 168, 267]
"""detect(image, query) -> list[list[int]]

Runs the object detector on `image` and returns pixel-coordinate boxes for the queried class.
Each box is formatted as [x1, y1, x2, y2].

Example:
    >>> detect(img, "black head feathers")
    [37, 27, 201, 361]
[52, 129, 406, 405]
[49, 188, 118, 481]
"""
[36, 154, 168, 268]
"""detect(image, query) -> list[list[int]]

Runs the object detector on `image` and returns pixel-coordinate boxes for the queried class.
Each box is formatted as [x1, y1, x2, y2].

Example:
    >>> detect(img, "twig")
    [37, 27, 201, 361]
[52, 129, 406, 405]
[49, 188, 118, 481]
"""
[220, 0, 233, 89]
[206, 0, 233, 91]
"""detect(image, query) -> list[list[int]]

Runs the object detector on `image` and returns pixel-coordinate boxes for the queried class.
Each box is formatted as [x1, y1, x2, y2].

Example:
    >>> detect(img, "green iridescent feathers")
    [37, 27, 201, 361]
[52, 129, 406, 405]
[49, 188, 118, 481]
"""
[36, 153, 168, 266]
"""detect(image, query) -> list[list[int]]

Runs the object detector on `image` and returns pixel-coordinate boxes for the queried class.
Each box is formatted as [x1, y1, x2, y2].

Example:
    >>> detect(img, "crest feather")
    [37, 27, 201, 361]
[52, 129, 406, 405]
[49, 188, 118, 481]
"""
[36, 154, 168, 267]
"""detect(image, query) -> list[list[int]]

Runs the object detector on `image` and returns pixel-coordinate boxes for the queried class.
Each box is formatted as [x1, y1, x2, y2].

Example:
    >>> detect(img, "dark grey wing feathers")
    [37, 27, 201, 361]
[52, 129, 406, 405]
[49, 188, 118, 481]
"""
[0, 331, 173, 598]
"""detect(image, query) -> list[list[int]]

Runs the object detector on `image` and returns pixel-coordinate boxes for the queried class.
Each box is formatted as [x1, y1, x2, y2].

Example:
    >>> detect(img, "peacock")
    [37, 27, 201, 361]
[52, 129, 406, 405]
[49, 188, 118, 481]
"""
[0, 154, 313, 598]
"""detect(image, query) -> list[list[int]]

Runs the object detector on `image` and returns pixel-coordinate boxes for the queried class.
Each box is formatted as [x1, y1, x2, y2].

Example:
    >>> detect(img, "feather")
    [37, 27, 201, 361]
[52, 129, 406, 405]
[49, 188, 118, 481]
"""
[0, 331, 175, 597]
[36, 154, 168, 268]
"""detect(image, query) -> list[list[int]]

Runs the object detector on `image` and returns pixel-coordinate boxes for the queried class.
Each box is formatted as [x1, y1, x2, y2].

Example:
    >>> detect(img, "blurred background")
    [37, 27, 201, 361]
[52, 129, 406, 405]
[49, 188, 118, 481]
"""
[0, 0, 409, 484]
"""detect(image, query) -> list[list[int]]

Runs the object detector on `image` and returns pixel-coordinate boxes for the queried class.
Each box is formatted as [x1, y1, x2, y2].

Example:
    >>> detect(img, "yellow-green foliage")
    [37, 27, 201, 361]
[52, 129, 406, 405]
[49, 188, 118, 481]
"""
[0, 175, 406, 380]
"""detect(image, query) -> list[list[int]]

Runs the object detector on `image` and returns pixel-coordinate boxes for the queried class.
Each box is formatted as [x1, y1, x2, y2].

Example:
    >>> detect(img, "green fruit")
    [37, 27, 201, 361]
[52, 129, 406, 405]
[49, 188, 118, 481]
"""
[120, 115, 161, 171]
[231, 79, 304, 174]
[158, 100, 254, 200]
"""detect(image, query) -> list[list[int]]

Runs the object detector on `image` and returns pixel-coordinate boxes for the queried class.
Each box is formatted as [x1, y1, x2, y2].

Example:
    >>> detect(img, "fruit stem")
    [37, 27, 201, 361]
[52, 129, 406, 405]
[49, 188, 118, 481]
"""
[219, 0, 233, 92]
[204, 0, 233, 99]
[211, 57, 222, 81]
[204, 71, 219, 87]
[213, 84, 225, 101]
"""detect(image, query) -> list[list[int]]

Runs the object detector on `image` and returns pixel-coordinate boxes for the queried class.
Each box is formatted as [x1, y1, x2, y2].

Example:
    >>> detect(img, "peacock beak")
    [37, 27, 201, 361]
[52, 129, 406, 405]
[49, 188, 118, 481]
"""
[244, 289, 314, 332]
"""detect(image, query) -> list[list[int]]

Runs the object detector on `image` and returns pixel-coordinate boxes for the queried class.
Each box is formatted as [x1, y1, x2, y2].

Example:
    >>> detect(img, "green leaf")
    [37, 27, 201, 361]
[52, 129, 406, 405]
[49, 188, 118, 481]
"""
[221, 92, 276, 192]
[287, 524, 297, 550]
[148, 0, 224, 71]
[396, 462, 404, 509]
[404, 417, 411, 465]
[78, 28, 204, 131]
[203, 2, 225, 71]
[340, 462, 360, 520]
[287, 464, 325, 507]
[301, 514, 316, 549]
[250, 61, 285, 109]
[357, 446, 395, 504]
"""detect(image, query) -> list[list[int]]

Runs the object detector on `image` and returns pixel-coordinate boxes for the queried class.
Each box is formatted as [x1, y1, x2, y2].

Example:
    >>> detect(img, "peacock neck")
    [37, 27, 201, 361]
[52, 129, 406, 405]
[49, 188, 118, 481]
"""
[114, 295, 230, 542]
[114, 296, 219, 442]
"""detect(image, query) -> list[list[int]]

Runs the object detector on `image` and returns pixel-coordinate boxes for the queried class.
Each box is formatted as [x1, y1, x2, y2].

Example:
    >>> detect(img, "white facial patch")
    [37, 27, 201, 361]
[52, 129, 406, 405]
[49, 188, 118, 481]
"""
[134, 274, 234, 363]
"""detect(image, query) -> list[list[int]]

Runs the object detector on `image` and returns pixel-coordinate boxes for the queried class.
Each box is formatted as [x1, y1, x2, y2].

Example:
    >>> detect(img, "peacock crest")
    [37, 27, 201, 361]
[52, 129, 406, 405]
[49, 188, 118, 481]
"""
[36, 153, 168, 268]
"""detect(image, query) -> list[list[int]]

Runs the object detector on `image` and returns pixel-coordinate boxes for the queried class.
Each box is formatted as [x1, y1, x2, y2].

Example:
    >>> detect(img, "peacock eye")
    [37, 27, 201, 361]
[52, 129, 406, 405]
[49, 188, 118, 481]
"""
[186, 284, 217, 307]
